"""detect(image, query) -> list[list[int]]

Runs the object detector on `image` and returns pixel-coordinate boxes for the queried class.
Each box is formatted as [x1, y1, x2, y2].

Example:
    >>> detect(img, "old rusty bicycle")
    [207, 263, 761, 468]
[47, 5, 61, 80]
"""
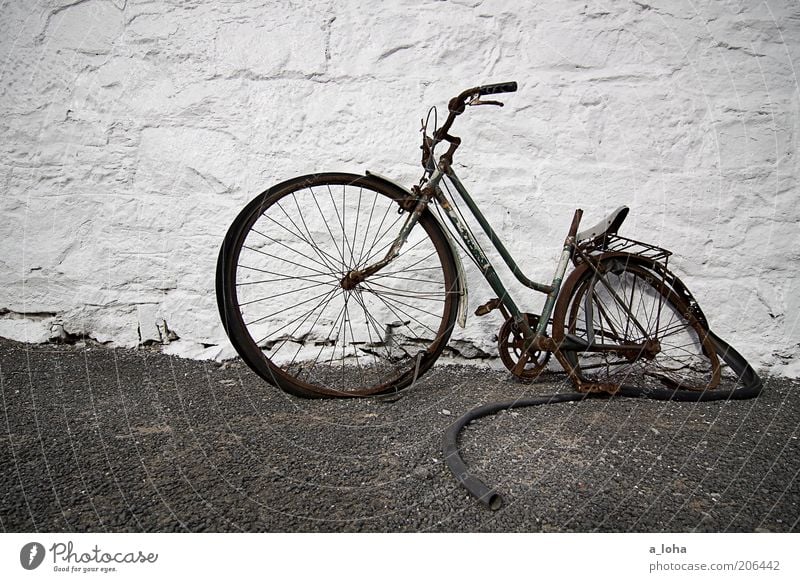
[216, 81, 752, 400]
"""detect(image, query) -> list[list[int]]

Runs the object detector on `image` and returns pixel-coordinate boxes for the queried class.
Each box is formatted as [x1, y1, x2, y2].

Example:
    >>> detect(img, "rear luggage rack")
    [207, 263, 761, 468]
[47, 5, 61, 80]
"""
[595, 234, 672, 264]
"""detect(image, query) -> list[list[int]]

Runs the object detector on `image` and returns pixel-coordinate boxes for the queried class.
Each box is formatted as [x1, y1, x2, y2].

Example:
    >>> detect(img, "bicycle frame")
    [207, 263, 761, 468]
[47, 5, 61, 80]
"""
[394, 171, 679, 384]
[426, 166, 575, 341]
[350, 155, 689, 390]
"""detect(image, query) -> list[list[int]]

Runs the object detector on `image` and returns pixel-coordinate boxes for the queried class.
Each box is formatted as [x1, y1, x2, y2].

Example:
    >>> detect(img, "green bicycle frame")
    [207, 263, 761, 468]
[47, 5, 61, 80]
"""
[420, 166, 576, 340]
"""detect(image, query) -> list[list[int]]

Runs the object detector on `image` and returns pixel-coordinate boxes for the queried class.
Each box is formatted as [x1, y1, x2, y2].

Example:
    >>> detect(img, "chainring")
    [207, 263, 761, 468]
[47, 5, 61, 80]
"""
[498, 313, 551, 380]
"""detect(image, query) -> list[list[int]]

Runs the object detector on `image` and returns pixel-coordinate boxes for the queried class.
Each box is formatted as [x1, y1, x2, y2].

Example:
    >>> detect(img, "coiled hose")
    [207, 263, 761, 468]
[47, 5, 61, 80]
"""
[442, 330, 763, 510]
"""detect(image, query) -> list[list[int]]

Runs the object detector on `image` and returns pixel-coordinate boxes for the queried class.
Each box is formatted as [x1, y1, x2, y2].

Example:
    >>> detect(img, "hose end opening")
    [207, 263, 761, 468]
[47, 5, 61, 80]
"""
[486, 493, 503, 511]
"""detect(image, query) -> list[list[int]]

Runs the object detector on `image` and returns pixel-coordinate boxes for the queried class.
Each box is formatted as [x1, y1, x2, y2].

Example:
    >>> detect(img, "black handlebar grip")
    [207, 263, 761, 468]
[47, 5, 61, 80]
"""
[478, 81, 518, 95]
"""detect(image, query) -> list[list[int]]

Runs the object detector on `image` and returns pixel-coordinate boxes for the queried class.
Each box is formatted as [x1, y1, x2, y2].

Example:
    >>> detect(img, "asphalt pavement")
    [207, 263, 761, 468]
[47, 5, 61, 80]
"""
[1, 338, 798, 532]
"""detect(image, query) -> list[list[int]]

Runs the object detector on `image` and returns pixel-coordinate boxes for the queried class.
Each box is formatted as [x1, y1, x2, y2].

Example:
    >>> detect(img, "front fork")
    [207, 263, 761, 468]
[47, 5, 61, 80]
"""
[339, 179, 436, 290]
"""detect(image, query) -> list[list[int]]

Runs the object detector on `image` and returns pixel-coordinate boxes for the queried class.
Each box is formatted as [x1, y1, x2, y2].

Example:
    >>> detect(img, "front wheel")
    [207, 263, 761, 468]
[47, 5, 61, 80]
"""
[216, 173, 461, 398]
[552, 255, 721, 391]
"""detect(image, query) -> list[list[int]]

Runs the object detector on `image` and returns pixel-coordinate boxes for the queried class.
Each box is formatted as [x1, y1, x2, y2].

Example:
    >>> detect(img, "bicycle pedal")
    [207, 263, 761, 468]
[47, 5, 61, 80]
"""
[474, 298, 501, 317]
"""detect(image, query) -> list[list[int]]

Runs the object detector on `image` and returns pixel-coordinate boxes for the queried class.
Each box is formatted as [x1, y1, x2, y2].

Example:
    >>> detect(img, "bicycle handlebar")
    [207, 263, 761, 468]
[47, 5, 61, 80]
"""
[448, 81, 518, 113]
[478, 81, 518, 96]
[423, 81, 518, 173]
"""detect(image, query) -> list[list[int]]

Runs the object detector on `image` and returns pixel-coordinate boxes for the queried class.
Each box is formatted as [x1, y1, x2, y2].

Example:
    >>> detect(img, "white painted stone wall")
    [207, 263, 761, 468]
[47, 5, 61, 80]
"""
[1, 0, 799, 375]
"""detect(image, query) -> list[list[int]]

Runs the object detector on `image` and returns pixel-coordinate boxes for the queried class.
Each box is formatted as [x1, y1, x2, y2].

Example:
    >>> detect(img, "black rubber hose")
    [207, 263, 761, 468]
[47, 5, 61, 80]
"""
[443, 331, 762, 510]
[443, 392, 595, 510]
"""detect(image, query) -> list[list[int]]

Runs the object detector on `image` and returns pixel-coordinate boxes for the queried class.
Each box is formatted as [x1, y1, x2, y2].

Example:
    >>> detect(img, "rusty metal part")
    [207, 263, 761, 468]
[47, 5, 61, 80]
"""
[498, 313, 551, 380]
[339, 271, 361, 290]
[641, 338, 661, 360]
[474, 298, 506, 317]
[573, 231, 672, 268]
[397, 184, 425, 213]
[566, 208, 584, 242]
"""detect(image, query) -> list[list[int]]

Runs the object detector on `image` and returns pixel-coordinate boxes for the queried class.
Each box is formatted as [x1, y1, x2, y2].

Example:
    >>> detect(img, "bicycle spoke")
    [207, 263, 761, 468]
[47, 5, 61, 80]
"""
[366, 280, 448, 301]
[359, 227, 431, 274]
[589, 287, 625, 344]
[356, 293, 417, 361]
[593, 268, 650, 338]
[373, 264, 445, 277]
[358, 202, 399, 270]
[284, 288, 342, 365]
[241, 245, 333, 278]
[253, 221, 331, 271]
[256, 289, 335, 346]
[290, 193, 345, 272]
[363, 285, 440, 337]
[366, 272, 443, 285]
[352, 289, 405, 366]
[350, 290, 381, 369]
[309, 186, 348, 271]
[301, 295, 349, 382]
[343, 296, 367, 386]
[236, 271, 335, 287]
[357, 189, 380, 265]
[657, 319, 697, 339]
[350, 187, 363, 270]
[576, 358, 633, 372]
[336, 293, 350, 383]
[325, 183, 355, 270]
[362, 285, 445, 323]
[328, 293, 351, 368]
[238, 280, 337, 307]
[255, 285, 339, 348]
[273, 200, 342, 272]
[245, 288, 334, 327]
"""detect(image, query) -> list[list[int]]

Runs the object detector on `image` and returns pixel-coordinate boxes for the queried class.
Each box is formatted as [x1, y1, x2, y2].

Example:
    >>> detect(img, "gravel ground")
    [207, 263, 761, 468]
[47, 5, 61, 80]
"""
[1, 337, 798, 532]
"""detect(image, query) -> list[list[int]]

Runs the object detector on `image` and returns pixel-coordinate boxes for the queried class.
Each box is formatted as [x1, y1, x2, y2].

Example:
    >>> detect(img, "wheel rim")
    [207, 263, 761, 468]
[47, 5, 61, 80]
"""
[225, 176, 458, 396]
[560, 259, 720, 391]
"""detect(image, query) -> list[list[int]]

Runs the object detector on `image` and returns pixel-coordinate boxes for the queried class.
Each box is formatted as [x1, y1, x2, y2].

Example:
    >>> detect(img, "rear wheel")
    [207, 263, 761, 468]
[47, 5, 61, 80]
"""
[552, 255, 720, 391]
[216, 173, 460, 397]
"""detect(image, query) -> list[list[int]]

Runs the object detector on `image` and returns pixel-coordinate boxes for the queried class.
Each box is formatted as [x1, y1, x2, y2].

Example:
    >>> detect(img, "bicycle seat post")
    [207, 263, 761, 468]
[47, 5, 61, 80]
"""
[534, 209, 583, 338]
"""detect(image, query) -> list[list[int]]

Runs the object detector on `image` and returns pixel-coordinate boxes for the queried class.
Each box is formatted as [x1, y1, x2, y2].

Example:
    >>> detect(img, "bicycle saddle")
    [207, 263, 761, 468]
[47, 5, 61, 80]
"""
[576, 206, 629, 243]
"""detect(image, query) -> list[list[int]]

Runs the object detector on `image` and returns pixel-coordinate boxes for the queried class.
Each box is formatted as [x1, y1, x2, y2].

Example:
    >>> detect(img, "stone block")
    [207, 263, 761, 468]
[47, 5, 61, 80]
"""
[44, 0, 125, 54]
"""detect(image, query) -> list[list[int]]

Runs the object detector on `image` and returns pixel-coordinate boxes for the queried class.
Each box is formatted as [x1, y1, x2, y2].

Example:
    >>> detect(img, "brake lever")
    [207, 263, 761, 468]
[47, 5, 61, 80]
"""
[467, 96, 504, 107]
